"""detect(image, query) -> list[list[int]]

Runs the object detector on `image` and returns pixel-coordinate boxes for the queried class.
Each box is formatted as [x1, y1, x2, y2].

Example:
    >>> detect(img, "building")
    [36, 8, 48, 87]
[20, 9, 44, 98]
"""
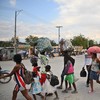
[0, 47, 14, 61]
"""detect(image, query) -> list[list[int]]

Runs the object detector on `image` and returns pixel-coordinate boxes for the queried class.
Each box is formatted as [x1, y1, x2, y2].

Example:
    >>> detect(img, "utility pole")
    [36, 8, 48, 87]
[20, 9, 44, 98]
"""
[14, 10, 22, 54]
[56, 26, 62, 55]
[56, 26, 62, 44]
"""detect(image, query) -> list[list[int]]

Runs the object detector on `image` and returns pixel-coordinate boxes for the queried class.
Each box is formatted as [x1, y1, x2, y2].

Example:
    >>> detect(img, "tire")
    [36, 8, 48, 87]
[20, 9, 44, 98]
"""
[0, 72, 12, 84]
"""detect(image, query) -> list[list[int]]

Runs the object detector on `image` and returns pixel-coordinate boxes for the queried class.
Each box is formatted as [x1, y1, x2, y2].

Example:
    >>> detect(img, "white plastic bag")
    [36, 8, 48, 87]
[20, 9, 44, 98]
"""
[60, 39, 74, 51]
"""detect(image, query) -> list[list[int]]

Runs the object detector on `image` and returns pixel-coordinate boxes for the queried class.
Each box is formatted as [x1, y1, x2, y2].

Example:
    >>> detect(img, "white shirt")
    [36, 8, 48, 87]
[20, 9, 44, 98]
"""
[84, 53, 92, 65]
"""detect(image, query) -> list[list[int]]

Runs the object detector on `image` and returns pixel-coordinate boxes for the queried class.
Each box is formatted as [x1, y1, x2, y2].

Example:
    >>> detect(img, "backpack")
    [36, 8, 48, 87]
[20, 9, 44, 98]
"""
[21, 64, 33, 85]
[23, 69, 33, 84]
[50, 75, 59, 86]
[80, 67, 87, 77]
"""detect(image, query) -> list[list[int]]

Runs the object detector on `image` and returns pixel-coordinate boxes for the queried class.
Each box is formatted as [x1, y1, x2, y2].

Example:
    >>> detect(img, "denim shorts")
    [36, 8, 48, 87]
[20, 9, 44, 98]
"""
[90, 70, 99, 80]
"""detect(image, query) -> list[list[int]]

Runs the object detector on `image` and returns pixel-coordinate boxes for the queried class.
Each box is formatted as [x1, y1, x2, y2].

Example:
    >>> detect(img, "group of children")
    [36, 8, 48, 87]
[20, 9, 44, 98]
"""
[29, 62, 59, 100]
[0, 50, 78, 100]
[29, 51, 78, 100]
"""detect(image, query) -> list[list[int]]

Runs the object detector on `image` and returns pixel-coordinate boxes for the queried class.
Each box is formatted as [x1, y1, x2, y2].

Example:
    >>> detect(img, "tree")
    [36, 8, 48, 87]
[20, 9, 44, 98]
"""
[71, 34, 95, 49]
[50, 40, 57, 46]
[88, 40, 94, 47]
[0, 41, 13, 47]
[11, 37, 19, 45]
[25, 35, 38, 46]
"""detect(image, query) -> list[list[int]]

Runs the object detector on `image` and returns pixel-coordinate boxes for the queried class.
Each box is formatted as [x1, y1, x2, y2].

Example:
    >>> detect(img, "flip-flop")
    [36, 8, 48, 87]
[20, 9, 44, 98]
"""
[71, 90, 78, 94]
[88, 90, 94, 93]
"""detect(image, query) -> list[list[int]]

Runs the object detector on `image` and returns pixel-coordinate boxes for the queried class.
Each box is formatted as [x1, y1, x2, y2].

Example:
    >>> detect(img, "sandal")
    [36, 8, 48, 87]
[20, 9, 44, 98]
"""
[57, 86, 62, 89]
[71, 90, 78, 94]
[62, 89, 68, 93]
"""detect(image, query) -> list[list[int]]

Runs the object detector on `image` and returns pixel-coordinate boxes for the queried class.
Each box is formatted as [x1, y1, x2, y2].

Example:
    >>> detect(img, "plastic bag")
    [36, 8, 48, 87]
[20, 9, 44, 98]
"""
[36, 37, 53, 52]
[60, 39, 74, 52]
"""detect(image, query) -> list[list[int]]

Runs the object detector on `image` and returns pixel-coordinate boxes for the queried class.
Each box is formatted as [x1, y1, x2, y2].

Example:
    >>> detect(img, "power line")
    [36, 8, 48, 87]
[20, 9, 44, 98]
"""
[0, 6, 57, 28]
[22, 10, 51, 24]
[0, 5, 16, 11]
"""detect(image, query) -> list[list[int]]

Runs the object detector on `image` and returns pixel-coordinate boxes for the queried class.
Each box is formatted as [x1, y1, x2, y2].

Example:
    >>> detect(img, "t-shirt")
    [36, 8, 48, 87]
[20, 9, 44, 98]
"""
[91, 60, 99, 72]
[84, 53, 92, 65]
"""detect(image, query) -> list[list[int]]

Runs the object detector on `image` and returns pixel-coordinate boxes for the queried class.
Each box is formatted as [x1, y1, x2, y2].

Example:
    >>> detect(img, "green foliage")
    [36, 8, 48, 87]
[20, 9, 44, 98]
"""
[0, 34, 97, 49]
[50, 40, 58, 46]
[25, 35, 57, 47]
[11, 37, 19, 44]
[0, 41, 13, 47]
[89, 40, 94, 47]
[71, 34, 95, 49]
[25, 35, 38, 46]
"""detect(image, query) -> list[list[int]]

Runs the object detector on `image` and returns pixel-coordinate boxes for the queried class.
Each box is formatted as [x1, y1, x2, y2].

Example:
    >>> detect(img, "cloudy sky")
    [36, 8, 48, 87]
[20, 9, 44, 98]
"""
[0, 0, 100, 43]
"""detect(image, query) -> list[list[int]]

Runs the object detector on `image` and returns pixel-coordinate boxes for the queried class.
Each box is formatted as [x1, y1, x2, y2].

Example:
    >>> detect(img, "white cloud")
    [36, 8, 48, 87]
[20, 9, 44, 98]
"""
[52, 0, 100, 42]
[0, 0, 100, 43]
[9, 0, 16, 7]
[0, 21, 58, 42]
[0, 21, 14, 41]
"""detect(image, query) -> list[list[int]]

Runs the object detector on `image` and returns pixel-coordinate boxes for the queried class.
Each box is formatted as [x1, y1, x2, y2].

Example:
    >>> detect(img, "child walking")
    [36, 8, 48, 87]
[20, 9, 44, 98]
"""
[62, 60, 78, 93]
[29, 62, 45, 100]
[29, 71, 45, 100]
[0, 54, 32, 100]
[32, 62, 46, 86]
[45, 65, 59, 100]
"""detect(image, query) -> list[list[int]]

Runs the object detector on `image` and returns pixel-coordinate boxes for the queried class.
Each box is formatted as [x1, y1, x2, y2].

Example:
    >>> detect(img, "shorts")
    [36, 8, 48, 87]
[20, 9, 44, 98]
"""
[14, 84, 26, 92]
[65, 74, 74, 84]
[90, 70, 99, 80]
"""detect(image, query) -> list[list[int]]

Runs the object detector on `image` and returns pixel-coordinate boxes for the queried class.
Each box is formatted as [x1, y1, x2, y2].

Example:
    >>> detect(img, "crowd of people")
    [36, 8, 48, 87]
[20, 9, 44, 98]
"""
[0, 40, 100, 100]
[0, 49, 79, 100]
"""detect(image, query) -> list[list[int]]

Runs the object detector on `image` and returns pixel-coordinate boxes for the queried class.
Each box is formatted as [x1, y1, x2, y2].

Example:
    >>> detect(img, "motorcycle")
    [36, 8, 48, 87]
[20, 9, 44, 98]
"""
[0, 66, 12, 84]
